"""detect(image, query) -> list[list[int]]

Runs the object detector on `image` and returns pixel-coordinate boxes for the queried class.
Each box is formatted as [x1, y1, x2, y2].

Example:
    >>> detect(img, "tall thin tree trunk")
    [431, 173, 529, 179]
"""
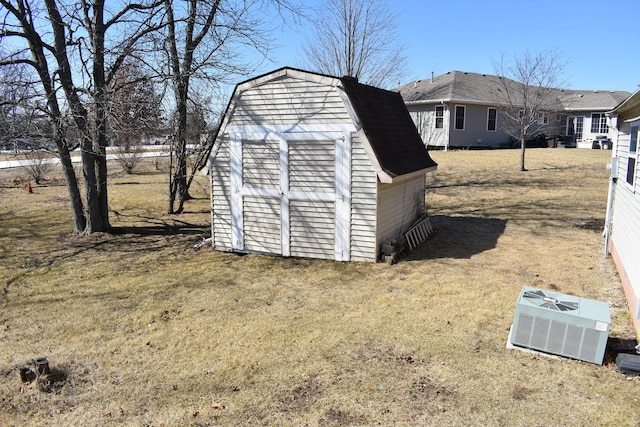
[168, 80, 190, 214]
[169, 103, 189, 214]
[520, 132, 527, 172]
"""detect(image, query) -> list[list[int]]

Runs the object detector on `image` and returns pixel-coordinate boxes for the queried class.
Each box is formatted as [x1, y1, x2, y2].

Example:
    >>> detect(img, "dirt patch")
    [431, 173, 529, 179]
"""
[280, 376, 322, 411]
[319, 408, 367, 426]
[576, 217, 605, 232]
[410, 375, 457, 401]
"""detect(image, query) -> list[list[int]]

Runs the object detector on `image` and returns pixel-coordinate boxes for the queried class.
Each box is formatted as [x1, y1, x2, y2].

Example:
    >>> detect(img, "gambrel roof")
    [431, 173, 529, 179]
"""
[396, 70, 630, 112]
[339, 75, 437, 178]
[215, 67, 437, 182]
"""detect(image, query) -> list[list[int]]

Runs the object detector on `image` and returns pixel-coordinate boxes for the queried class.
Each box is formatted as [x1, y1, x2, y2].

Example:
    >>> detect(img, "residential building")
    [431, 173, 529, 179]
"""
[396, 71, 630, 150]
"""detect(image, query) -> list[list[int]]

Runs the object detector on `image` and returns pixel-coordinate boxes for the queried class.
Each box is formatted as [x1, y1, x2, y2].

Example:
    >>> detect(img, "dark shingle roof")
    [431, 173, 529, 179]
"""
[395, 70, 630, 111]
[558, 90, 631, 110]
[340, 76, 437, 178]
[396, 71, 506, 104]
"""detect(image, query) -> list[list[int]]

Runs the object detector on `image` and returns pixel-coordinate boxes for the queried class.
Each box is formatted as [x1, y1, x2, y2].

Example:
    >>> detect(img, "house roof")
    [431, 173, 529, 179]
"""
[558, 89, 631, 111]
[215, 67, 437, 181]
[395, 70, 630, 112]
[339, 75, 437, 178]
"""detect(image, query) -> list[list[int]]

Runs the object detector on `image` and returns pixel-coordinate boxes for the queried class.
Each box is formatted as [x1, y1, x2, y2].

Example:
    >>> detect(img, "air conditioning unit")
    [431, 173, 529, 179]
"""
[510, 286, 611, 365]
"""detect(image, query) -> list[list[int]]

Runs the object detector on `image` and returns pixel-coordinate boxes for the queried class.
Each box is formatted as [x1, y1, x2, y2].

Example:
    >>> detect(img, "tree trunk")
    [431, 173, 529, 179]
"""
[168, 82, 189, 214]
[91, 1, 110, 230]
[58, 142, 86, 233]
[81, 140, 103, 234]
[520, 133, 527, 172]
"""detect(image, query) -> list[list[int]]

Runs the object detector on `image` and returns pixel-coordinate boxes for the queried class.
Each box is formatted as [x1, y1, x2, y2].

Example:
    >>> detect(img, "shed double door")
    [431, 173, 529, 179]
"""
[230, 131, 351, 261]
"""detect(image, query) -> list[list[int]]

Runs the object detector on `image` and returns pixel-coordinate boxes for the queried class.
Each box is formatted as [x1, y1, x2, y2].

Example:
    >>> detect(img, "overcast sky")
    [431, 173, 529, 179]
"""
[251, 0, 639, 92]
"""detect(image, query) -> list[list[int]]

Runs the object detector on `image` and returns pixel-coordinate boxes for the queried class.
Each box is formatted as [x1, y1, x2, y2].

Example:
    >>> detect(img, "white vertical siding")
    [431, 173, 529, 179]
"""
[211, 137, 232, 250]
[350, 133, 378, 261]
[376, 176, 425, 248]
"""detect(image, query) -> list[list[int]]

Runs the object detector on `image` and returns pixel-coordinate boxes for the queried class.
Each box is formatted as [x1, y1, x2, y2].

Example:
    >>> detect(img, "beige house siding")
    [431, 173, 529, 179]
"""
[290, 200, 335, 259]
[289, 140, 335, 192]
[243, 196, 281, 254]
[607, 94, 640, 338]
[407, 106, 450, 148]
[376, 176, 425, 248]
[211, 137, 232, 250]
[610, 113, 640, 334]
[232, 78, 352, 126]
[210, 68, 436, 262]
[350, 133, 378, 261]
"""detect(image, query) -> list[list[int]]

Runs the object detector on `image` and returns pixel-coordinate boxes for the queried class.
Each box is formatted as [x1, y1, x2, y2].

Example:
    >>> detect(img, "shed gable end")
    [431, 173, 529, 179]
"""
[231, 76, 352, 126]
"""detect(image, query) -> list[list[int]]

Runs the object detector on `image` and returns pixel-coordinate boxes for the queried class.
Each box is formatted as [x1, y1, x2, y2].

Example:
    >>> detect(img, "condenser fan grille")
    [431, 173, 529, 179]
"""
[523, 290, 579, 311]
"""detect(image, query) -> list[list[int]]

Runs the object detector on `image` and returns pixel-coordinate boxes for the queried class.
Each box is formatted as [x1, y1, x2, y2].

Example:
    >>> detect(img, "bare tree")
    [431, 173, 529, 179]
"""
[108, 59, 164, 147]
[0, 0, 163, 233]
[0, 61, 38, 148]
[492, 50, 566, 171]
[159, 0, 301, 214]
[114, 141, 144, 174]
[302, 0, 408, 88]
[24, 149, 54, 184]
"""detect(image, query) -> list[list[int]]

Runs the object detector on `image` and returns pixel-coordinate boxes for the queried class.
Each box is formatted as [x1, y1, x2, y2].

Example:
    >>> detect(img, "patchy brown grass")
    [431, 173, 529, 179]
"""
[0, 150, 639, 426]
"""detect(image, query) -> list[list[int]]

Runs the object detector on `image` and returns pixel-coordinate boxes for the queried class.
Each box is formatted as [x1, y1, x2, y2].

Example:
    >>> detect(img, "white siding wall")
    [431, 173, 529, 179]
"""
[611, 187, 640, 296]
[212, 74, 367, 260]
[290, 200, 334, 259]
[376, 176, 425, 248]
[289, 140, 335, 192]
[288, 140, 337, 260]
[350, 133, 378, 261]
[611, 118, 640, 321]
[233, 78, 352, 125]
[242, 140, 280, 189]
[211, 137, 232, 250]
[408, 106, 449, 148]
[243, 196, 281, 254]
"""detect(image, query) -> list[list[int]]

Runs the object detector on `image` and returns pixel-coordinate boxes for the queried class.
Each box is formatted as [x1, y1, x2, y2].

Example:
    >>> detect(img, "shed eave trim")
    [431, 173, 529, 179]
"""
[378, 165, 437, 184]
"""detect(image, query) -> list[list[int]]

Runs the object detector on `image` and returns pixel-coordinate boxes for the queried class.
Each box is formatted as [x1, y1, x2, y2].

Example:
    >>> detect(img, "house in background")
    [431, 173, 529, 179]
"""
[605, 89, 640, 338]
[395, 71, 630, 150]
[208, 67, 437, 262]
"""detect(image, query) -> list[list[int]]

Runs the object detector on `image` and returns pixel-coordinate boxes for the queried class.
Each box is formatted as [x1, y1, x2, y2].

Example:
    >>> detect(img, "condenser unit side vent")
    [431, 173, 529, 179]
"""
[510, 286, 610, 365]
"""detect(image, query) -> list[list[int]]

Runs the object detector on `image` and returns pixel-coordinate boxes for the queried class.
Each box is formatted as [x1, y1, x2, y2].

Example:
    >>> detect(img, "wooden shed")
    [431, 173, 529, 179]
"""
[208, 67, 437, 262]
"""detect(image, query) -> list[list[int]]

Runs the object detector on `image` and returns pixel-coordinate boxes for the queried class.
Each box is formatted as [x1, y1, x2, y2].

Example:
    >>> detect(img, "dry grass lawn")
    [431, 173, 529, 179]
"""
[1, 149, 639, 426]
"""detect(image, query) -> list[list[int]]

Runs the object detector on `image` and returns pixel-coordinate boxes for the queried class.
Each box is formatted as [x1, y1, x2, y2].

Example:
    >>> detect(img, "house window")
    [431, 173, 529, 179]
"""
[454, 105, 465, 130]
[435, 105, 444, 129]
[538, 113, 548, 125]
[627, 125, 638, 186]
[487, 108, 497, 131]
[591, 113, 608, 134]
